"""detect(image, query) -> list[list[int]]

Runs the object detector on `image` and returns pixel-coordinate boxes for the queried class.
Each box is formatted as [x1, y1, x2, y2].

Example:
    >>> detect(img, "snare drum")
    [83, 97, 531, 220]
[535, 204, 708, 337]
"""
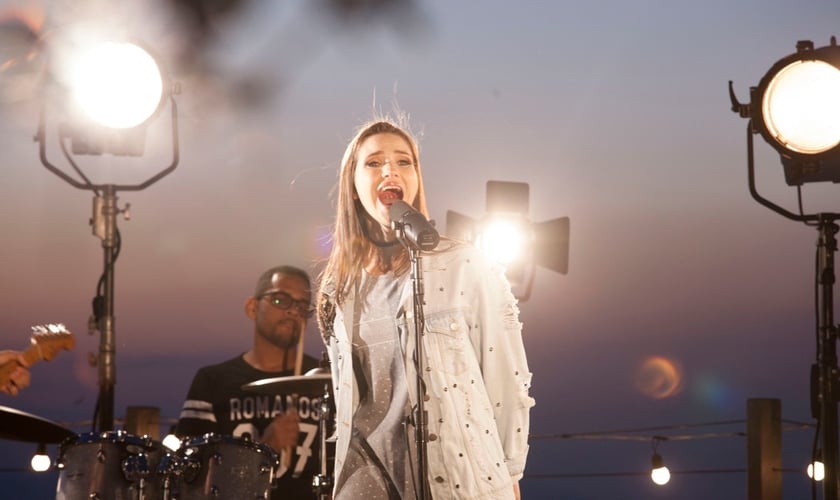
[56, 430, 164, 500]
[174, 434, 278, 499]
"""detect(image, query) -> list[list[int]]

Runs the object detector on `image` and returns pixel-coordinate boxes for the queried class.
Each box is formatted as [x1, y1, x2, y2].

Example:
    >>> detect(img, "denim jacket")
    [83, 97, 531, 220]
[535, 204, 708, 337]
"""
[322, 242, 535, 499]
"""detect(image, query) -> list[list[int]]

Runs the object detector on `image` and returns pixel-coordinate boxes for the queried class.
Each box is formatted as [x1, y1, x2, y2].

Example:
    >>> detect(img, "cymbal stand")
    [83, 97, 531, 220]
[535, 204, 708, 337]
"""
[313, 382, 333, 499]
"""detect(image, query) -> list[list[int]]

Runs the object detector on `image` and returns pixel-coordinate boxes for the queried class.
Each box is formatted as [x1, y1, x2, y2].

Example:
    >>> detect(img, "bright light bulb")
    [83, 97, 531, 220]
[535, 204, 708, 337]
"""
[71, 42, 163, 129]
[477, 219, 526, 264]
[651, 465, 671, 485]
[762, 59, 840, 154]
[808, 460, 825, 481]
[30, 452, 50, 472]
[162, 433, 181, 451]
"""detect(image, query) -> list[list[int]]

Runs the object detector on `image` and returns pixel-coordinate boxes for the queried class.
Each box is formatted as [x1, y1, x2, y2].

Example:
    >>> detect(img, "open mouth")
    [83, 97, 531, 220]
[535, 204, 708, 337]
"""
[378, 185, 403, 205]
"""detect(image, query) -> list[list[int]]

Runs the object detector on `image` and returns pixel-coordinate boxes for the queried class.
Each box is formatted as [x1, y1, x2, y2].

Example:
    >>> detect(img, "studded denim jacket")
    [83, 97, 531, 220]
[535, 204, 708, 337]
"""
[321, 242, 535, 499]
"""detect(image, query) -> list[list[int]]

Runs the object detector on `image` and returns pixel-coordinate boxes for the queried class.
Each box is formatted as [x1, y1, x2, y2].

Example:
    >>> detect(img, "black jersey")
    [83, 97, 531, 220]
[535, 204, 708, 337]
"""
[176, 354, 323, 499]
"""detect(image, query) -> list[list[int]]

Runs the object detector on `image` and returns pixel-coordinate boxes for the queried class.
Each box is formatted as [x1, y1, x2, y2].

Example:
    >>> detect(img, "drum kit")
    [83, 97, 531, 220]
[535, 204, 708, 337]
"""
[3, 368, 334, 500]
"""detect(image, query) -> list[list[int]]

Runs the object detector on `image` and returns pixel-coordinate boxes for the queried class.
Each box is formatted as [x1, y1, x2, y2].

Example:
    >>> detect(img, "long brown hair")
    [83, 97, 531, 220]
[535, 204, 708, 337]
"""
[318, 119, 429, 307]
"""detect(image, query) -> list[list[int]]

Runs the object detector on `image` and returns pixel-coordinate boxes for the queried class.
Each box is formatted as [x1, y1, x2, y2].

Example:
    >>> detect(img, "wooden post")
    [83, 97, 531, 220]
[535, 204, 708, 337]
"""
[747, 398, 782, 500]
[125, 405, 161, 440]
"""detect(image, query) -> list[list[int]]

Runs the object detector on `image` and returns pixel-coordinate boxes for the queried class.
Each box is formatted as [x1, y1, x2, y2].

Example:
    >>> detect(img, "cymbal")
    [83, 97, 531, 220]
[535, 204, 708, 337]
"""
[242, 372, 332, 395]
[0, 405, 75, 444]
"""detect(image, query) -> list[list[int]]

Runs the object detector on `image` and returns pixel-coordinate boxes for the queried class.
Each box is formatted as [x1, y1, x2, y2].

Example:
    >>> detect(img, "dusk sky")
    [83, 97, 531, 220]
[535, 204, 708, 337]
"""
[2, 0, 840, 498]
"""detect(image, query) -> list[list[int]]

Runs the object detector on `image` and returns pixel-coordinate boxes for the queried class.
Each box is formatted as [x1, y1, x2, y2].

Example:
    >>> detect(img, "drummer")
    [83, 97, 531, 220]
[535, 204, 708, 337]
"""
[0, 351, 31, 396]
[176, 265, 323, 499]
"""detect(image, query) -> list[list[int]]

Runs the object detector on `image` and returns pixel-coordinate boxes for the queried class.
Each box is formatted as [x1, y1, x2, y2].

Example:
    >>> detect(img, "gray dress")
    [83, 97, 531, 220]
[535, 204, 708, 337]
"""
[334, 271, 418, 500]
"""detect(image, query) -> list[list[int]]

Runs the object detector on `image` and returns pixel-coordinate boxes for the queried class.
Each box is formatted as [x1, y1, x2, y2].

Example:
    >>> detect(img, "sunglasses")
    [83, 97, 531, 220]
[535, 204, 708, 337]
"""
[257, 291, 314, 318]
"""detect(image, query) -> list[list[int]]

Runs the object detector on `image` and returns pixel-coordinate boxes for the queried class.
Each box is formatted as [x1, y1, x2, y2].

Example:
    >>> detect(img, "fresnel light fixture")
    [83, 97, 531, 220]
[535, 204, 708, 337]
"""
[730, 36, 840, 500]
[446, 180, 569, 301]
[34, 37, 180, 432]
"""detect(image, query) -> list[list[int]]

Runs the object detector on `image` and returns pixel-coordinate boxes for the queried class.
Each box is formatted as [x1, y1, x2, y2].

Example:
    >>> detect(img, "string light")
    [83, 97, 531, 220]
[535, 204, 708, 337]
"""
[650, 438, 671, 486]
[808, 450, 825, 482]
[528, 418, 816, 482]
[30, 444, 50, 472]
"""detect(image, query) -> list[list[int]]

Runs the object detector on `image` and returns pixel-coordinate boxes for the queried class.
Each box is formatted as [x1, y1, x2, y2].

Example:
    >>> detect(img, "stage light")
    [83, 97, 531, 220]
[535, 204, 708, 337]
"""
[70, 42, 164, 130]
[43, 39, 176, 157]
[446, 180, 569, 301]
[735, 38, 840, 185]
[30, 443, 50, 472]
[475, 215, 529, 265]
[730, 36, 840, 500]
[33, 36, 180, 433]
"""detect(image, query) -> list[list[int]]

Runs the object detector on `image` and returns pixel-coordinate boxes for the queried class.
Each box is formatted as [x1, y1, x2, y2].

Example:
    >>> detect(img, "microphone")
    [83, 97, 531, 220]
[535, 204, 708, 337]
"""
[389, 200, 440, 251]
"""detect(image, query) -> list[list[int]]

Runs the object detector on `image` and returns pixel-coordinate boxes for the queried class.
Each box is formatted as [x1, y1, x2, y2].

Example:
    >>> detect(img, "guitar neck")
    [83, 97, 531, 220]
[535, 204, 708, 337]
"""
[20, 343, 46, 367]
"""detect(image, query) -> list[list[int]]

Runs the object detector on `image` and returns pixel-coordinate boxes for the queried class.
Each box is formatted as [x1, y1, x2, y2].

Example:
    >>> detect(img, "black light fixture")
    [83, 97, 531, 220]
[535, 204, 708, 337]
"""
[33, 36, 180, 433]
[446, 180, 569, 301]
[730, 36, 840, 500]
[734, 37, 840, 186]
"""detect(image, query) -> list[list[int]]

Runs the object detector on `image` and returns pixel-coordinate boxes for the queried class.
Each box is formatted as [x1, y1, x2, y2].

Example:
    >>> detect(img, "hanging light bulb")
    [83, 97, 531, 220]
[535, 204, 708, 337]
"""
[30, 443, 50, 472]
[650, 452, 671, 485]
[808, 450, 825, 481]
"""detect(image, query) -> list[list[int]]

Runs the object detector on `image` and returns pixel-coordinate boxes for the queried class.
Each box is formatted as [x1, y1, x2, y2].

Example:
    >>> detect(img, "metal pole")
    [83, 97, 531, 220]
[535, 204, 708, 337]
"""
[817, 216, 839, 499]
[741, 123, 840, 499]
[408, 248, 431, 500]
[95, 185, 119, 431]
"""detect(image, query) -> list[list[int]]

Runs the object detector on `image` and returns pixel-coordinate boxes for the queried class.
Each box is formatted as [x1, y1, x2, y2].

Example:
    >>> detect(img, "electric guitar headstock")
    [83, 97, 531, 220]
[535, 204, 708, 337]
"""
[28, 324, 75, 362]
[0, 324, 75, 389]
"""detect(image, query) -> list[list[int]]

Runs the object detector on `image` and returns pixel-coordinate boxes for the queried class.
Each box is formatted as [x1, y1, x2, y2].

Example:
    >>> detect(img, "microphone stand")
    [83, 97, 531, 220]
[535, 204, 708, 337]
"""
[393, 222, 432, 500]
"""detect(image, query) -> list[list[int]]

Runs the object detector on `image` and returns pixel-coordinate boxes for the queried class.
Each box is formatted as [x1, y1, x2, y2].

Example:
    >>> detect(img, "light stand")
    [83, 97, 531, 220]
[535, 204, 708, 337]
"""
[34, 86, 179, 432]
[730, 36, 840, 498]
[731, 115, 840, 498]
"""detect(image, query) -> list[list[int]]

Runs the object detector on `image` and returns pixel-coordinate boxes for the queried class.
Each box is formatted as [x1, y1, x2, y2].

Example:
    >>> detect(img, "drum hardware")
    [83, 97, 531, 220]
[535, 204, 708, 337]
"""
[242, 357, 336, 499]
[313, 383, 333, 500]
[121, 450, 156, 497]
[156, 451, 184, 500]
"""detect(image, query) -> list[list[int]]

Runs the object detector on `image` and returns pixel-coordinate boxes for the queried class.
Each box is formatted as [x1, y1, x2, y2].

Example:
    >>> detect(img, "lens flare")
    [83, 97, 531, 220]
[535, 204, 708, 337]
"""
[635, 356, 683, 399]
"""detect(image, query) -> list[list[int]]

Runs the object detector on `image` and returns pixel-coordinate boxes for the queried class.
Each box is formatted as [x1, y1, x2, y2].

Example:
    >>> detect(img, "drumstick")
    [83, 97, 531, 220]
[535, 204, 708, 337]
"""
[284, 330, 306, 469]
[294, 329, 304, 377]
